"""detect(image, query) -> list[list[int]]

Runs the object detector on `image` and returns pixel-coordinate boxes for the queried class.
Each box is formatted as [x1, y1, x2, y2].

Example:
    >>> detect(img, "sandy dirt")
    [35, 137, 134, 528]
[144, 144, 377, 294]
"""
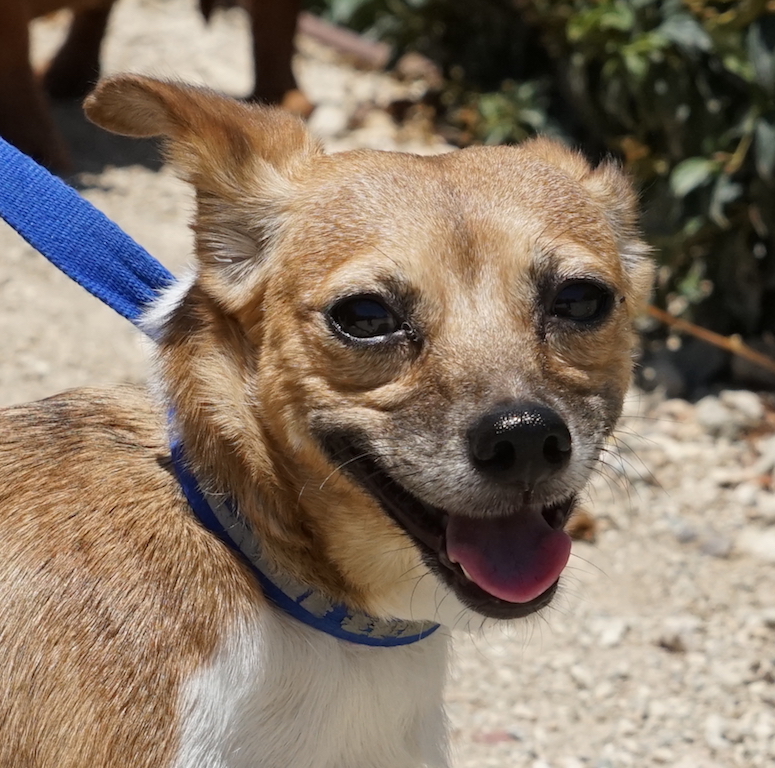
[2, 1, 774, 766]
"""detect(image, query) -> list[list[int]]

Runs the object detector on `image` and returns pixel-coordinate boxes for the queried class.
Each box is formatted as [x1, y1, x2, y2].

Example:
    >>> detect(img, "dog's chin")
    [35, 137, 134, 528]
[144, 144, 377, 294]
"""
[320, 433, 576, 622]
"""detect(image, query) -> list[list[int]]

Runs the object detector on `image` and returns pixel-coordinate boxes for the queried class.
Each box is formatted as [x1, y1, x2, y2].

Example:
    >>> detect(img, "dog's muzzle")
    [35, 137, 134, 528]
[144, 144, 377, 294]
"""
[319, 401, 576, 621]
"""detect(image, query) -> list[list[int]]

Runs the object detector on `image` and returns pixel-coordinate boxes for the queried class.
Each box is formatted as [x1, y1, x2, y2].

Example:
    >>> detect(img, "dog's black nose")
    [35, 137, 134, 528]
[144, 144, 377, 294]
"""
[468, 402, 572, 486]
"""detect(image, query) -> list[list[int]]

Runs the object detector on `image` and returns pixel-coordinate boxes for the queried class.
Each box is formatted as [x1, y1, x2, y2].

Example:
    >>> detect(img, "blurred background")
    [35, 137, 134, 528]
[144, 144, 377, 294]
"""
[2, 2, 775, 767]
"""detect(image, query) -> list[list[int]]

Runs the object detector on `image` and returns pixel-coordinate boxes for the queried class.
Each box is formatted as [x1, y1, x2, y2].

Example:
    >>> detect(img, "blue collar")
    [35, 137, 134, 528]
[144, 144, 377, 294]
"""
[0, 137, 439, 647]
[171, 440, 438, 646]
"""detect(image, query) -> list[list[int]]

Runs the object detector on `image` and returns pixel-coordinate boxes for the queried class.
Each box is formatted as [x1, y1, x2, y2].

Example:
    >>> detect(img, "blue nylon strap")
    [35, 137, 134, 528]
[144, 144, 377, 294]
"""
[171, 440, 440, 648]
[0, 136, 173, 328]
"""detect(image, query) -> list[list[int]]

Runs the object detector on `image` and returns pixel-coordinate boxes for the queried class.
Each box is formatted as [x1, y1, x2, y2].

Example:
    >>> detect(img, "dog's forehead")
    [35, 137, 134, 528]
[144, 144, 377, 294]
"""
[301, 146, 601, 220]
[285, 146, 625, 288]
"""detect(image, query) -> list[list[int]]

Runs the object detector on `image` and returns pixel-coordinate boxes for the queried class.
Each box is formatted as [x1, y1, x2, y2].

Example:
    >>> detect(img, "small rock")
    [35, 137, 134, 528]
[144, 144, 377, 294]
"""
[719, 389, 765, 425]
[665, 613, 703, 633]
[752, 712, 775, 741]
[695, 396, 736, 438]
[308, 103, 349, 137]
[758, 608, 775, 629]
[512, 703, 537, 721]
[651, 397, 696, 422]
[558, 759, 585, 768]
[592, 616, 629, 648]
[751, 434, 775, 475]
[593, 680, 615, 700]
[566, 508, 598, 541]
[711, 467, 747, 487]
[669, 516, 699, 544]
[700, 534, 733, 558]
[394, 52, 443, 88]
[652, 746, 675, 764]
[569, 664, 594, 689]
[753, 493, 775, 523]
[20, 354, 51, 377]
[704, 714, 729, 750]
[733, 481, 760, 507]
[736, 528, 775, 562]
[695, 391, 765, 439]
[658, 633, 687, 653]
[657, 614, 703, 652]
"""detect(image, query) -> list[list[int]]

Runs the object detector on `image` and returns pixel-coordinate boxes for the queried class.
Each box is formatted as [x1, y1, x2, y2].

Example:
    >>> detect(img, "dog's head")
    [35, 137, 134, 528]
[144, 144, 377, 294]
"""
[86, 76, 652, 628]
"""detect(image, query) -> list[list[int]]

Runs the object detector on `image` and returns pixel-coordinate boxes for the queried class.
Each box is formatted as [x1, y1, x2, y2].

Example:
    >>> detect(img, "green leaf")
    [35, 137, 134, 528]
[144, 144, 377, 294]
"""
[658, 14, 713, 53]
[709, 174, 743, 227]
[748, 16, 775, 94]
[721, 53, 755, 82]
[599, 3, 635, 32]
[755, 115, 775, 182]
[670, 157, 718, 197]
[683, 216, 705, 238]
[567, 2, 634, 42]
[623, 50, 648, 79]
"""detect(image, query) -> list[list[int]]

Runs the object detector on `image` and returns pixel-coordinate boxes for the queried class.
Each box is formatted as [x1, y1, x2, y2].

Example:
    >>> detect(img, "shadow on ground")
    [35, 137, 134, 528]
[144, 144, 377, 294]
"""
[52, 99, 163, 178]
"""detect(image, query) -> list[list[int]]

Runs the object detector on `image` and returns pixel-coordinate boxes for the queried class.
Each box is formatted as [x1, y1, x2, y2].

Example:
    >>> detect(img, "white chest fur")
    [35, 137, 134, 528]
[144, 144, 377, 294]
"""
[173, 606, 451, 768]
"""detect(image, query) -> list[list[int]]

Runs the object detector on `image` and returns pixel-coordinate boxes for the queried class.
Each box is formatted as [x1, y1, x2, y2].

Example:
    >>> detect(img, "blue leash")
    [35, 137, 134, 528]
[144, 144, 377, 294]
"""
[0, 137, 438, 647]
[0, 137, 173, 327]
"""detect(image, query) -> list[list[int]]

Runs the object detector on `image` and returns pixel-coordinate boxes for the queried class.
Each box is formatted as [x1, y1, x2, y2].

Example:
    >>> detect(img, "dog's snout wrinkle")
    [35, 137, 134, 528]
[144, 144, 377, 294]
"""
[468, 402, 572, 486]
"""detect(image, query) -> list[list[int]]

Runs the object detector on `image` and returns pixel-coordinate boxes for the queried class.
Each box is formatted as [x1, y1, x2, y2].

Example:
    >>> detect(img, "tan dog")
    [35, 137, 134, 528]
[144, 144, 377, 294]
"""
[0, 75, 652, 767]
[0, 0, 308, 171]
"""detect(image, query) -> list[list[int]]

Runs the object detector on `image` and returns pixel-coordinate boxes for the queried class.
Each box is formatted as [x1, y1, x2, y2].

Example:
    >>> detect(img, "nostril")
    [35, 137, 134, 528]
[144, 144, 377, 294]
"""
[543, 432, 571, 468]
[474, 440, 515, 473]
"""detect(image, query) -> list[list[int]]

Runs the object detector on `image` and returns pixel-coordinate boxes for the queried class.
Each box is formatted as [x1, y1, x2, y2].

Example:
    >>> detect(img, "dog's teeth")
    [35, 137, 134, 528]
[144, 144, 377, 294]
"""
[460, 564, 474, 582]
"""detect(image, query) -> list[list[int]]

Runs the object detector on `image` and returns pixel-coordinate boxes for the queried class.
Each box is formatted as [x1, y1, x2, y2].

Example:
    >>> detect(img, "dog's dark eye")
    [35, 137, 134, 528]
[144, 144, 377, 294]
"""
[549, 281, 613, 323]
[330, 296, 400, 339]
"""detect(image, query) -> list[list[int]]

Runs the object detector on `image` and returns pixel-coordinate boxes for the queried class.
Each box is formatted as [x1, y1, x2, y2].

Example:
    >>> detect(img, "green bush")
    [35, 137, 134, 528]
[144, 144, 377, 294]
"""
[309, 0, 775, 336]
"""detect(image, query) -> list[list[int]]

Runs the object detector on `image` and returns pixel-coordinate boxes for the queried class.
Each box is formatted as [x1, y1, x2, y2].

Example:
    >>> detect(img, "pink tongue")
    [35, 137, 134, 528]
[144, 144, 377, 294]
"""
[445, 510, 571, 604]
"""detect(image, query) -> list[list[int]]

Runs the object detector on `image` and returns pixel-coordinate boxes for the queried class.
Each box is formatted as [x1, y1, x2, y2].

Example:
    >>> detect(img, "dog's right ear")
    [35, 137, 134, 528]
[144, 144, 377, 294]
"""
[84, 75, 321, 300]
[84, 74, 319, 190]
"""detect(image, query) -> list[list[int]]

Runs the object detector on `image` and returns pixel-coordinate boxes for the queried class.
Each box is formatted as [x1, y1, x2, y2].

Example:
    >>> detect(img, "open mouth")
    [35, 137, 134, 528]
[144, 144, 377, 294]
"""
[322, 434, 575, 620]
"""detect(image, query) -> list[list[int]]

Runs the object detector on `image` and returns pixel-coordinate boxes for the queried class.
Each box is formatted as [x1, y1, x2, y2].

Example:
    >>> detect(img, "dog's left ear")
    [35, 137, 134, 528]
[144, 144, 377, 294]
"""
[85, 75, 322, 297]
[525, 138, 654, 306]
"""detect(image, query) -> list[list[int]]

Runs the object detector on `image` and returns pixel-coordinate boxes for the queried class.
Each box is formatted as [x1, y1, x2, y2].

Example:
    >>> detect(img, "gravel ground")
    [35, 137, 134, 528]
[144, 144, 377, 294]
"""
[2, 2, 775, 766]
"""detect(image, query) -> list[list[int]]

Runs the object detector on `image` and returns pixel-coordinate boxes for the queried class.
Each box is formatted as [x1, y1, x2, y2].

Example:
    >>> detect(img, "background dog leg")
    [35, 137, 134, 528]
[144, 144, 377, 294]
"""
[249, 0, 312, 117]
[43, 2, 114, 99]
[0, 0, 71, 171]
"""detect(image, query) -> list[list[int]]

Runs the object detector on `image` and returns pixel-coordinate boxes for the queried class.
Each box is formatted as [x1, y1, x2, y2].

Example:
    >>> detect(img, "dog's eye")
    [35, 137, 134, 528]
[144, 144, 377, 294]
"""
[330, 297, 400, 339]
[549, 281, 613, 323]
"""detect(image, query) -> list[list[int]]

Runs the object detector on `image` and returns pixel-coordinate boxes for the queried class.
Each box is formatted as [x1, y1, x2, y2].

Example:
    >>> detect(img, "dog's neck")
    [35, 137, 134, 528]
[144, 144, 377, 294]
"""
[171, 440, 439, 648]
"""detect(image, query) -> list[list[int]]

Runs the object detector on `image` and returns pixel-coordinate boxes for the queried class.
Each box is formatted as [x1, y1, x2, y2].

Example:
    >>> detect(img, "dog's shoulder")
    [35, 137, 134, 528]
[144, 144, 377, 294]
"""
[0, 384, 165, 464]
[0, 385, 176, 530]
[0, 383, 255, 601]
[0, 386, 263, 767]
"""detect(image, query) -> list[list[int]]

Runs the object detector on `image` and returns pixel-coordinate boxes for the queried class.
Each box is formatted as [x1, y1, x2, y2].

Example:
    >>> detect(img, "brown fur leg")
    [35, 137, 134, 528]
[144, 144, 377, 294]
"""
[248, 0, 312, 117]
[43, 3, 113, 99]
[0, 0, 71, 171]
